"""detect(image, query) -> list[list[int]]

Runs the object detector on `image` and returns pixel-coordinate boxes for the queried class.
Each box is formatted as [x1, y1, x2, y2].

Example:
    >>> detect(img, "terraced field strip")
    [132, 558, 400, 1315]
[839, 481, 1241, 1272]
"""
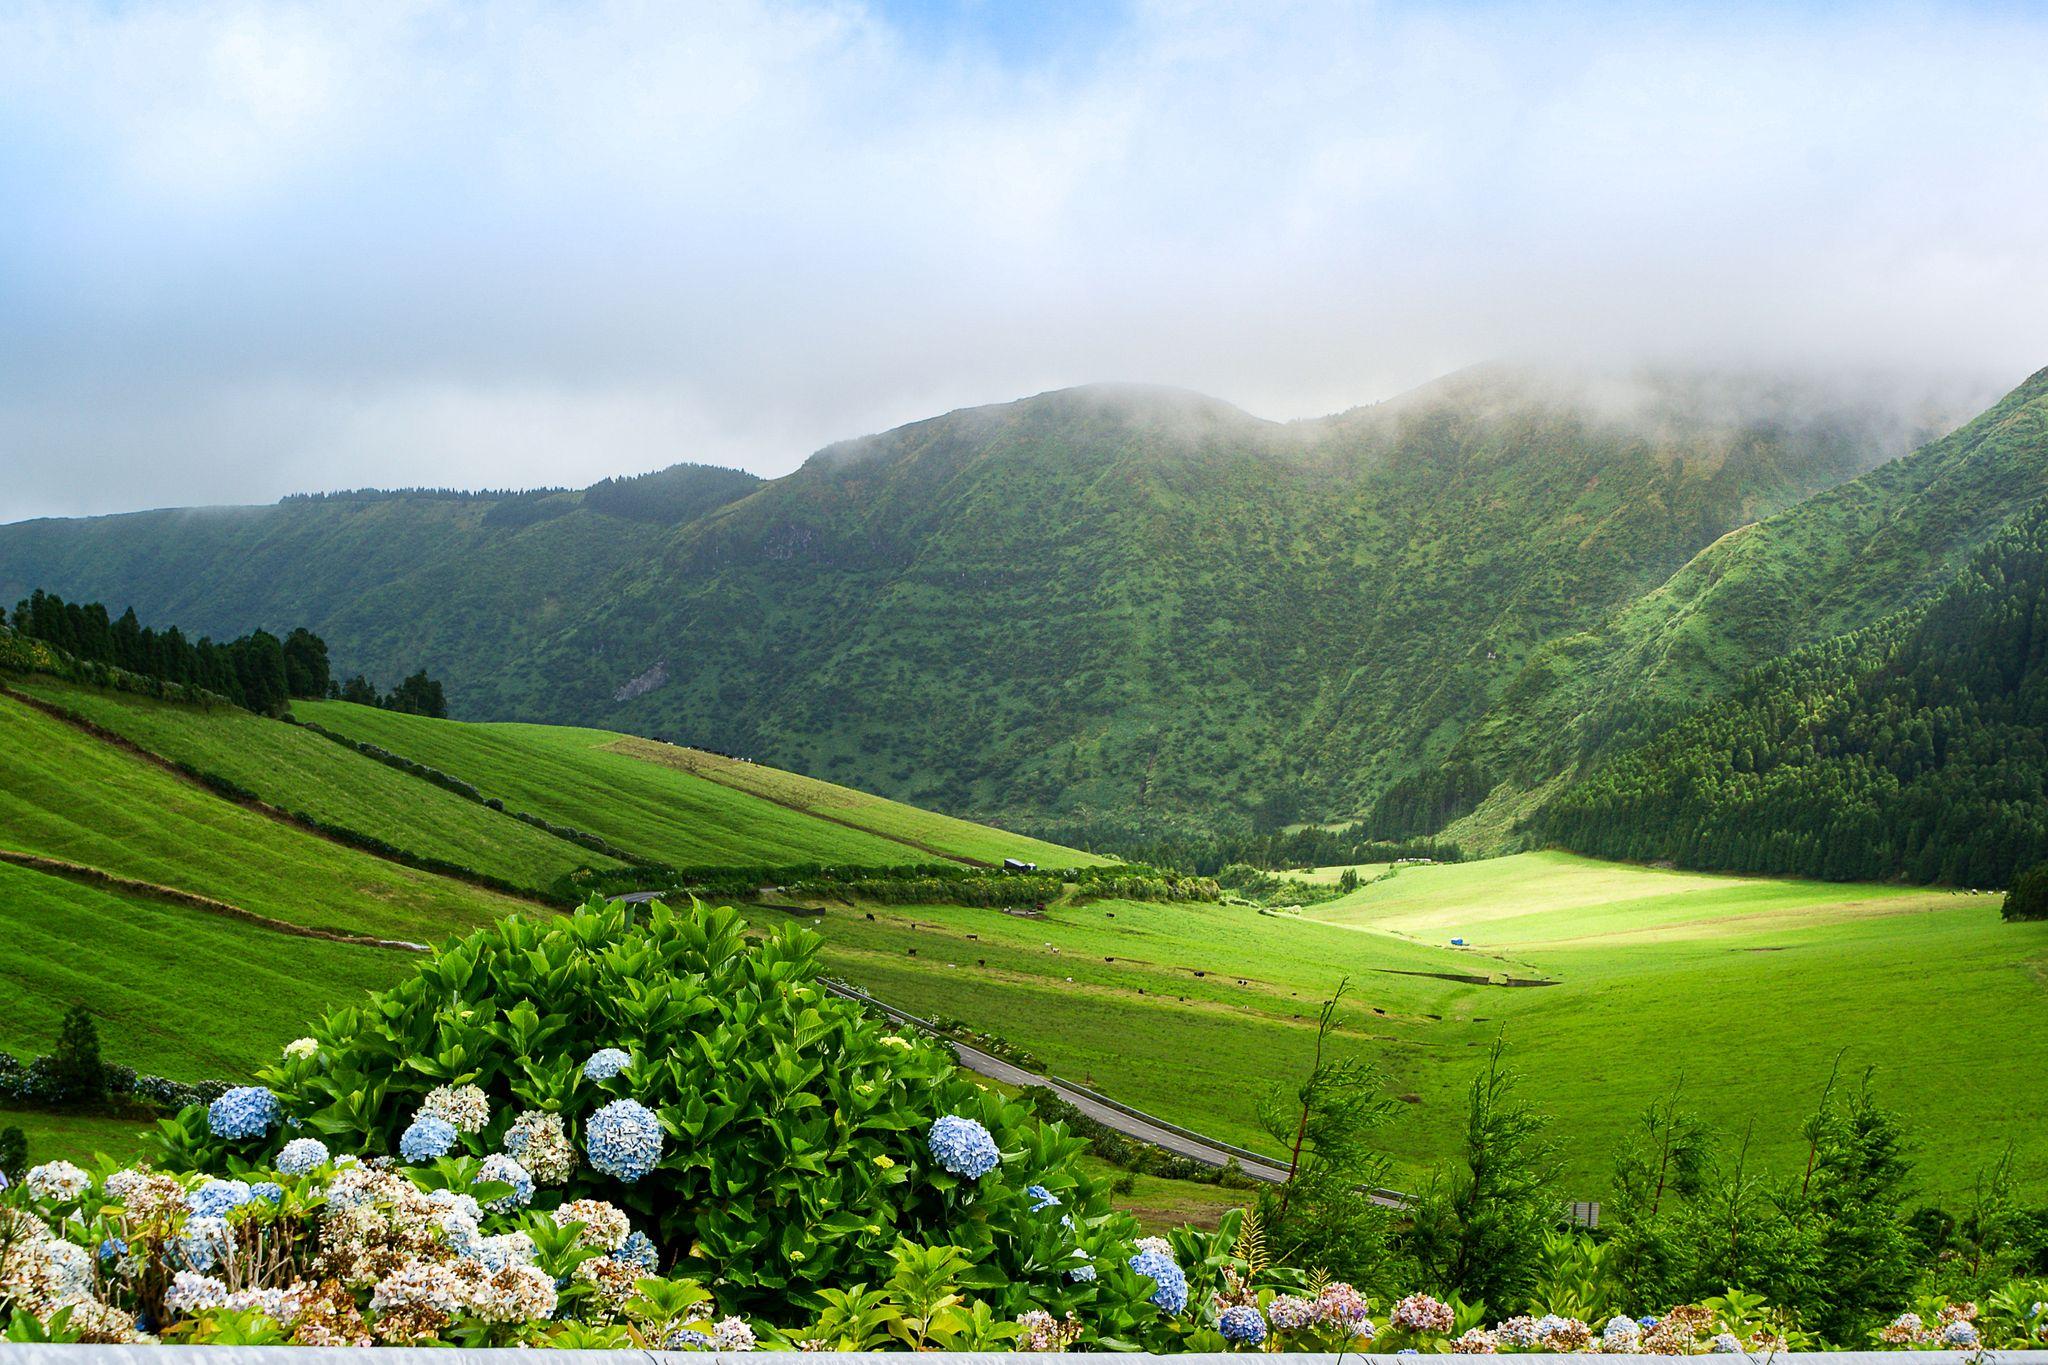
[0, 690, 531, 946]
[294, 702, 934, 868]
[600, 735, 1110, 868]
[0, 860, 417, 1080]
[4, 681, 566, 905]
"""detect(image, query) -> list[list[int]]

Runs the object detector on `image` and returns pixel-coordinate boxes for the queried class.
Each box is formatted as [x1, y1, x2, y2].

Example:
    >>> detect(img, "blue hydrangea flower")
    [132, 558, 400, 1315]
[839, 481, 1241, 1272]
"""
[98, 1237, 128, 1263]
[207, 1086, 281, 1139]
[1027, 1183, 1060, 1211]
[613, 1230, 659, 1272]
[250, 1181, 284, 1204]
[664, 1329, 711, 1349]
[1218, 1305, 1267, 1344]
[583, 1048, 632, 1081]
[400, 1114, 459, 1162]
[476, 1153, 534, 1212]
[186, 1179, 254, 1218]
[586, 1098, 664, 1181]
[1127, 1247, 1189, 1314]
[177, 1216, 231, 1272]
[926, 1115, 1000, 1179]
[1068, 1261, 1098, 1283]
[1940, 1322, 1980, 1349]
[276, 1137, 331, 1176]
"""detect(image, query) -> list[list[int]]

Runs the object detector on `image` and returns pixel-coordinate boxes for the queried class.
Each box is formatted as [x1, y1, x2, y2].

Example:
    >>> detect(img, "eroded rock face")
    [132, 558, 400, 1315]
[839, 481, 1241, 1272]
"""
[613, 660, 666, 703]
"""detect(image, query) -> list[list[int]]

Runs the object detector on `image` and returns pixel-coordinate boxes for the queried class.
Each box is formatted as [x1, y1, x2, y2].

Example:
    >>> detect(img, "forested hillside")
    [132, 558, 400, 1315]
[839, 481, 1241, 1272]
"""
[1540, 497, 2048, 887]
[1433, 365, 2048, 841]
[0, 367, 1992, 841]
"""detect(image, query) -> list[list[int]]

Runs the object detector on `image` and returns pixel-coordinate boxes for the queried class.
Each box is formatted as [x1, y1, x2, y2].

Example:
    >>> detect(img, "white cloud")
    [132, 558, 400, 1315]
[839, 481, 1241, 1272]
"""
[2, 0, 2045, 520]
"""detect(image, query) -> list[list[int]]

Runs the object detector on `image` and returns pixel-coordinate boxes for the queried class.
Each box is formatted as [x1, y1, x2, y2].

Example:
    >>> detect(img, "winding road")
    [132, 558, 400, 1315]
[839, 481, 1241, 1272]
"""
[617, 890, 1409, 1208]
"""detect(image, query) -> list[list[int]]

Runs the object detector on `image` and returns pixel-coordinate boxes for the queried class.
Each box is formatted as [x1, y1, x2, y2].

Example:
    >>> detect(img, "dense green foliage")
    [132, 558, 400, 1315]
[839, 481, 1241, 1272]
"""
[1542, 499, 2048, 885]
[0, 369, 1967, 839]
[1442, 366, 2048, 843]
[154, 897, 1169, 1329]
[2006, 862, 2048, 921]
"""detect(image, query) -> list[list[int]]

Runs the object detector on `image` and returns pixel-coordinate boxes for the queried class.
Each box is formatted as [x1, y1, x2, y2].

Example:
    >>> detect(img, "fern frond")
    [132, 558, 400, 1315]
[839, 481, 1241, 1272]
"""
[1232, 1205, 1269, 1275]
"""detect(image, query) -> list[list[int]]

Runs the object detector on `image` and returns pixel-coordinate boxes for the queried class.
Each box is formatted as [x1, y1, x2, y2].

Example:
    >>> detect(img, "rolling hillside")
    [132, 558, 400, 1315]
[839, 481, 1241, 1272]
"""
[11, 675, 623, 894]
[0, 366, 1985, 840]
[0, 662, 1097, 1081]
[1, 653, 2039, 1203]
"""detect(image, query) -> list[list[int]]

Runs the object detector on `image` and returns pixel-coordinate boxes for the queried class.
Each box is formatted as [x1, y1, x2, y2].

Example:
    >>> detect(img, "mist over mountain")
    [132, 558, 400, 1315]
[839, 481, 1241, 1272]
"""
[5, 362, 2023, 850]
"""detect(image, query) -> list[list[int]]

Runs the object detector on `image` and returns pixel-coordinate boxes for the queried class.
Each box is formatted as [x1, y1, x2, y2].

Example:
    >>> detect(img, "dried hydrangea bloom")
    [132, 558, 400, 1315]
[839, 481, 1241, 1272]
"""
[420, 1083, 491, 1134]
[574, 1256, 640, 1319]
[554, 1198, 632, 1251]
[502, 1109, 576, 1185]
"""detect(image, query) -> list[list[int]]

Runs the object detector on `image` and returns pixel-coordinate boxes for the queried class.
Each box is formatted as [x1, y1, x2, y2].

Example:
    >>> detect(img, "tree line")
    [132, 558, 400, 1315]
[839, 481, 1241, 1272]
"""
[1540, 499, 2048, 894]
[1026, 815, 1461, 877]
[8, 588, 446, 718]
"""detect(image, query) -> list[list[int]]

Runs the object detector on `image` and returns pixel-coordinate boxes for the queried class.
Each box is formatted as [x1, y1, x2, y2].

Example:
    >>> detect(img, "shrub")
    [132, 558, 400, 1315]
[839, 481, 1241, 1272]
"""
[151, 896, 1171, 1329]
[0, 1125, 25, 1181]
[2004, 862, 2048, 921]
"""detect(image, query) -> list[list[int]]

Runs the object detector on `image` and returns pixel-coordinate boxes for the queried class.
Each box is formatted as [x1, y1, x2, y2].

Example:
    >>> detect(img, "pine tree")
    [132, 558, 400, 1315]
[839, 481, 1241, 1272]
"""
[46, 1004, 106, 1105]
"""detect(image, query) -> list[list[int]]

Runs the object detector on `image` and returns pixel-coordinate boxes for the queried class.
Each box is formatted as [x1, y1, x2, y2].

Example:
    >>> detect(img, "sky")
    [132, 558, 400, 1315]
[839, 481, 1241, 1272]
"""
[2, 0, 2046, 522]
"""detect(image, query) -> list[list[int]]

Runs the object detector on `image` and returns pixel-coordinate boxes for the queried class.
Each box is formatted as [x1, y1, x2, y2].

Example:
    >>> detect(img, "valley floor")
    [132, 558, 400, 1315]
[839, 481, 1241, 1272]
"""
[794, 852, 2043, 1202]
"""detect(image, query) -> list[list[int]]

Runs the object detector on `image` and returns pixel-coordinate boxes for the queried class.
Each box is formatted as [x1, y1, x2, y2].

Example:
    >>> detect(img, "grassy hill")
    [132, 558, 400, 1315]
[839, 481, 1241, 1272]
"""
[0, 667, 1096, 1079]
[11, 676, 621, 893]
[795, 851, 2045, 1200]
[0, 367, 1983, 839]
[0, 690, 535, 943]
[293, 701, 1096, 869]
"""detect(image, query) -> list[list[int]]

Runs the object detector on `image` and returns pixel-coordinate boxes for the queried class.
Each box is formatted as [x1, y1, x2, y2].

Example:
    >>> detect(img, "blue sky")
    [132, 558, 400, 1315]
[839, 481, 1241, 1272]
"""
[2, 0, 2045, 521]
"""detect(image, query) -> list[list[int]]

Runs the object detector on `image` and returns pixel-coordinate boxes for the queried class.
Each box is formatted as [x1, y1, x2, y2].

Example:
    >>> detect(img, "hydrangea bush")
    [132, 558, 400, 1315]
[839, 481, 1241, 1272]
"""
[142, 897, 1174, 1334]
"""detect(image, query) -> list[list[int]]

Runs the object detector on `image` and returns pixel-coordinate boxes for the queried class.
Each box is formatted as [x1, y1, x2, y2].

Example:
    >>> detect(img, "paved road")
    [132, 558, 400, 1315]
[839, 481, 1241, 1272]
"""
[818, 981, 1298, 1185]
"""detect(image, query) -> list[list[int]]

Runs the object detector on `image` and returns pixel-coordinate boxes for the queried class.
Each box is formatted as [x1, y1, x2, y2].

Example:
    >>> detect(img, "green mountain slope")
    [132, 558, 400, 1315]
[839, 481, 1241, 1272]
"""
[0, 464, 759, 715]
[1539, 497, 2048, 885]
[1439, 367, 2048, 839]
[0, 368, 1989, 838]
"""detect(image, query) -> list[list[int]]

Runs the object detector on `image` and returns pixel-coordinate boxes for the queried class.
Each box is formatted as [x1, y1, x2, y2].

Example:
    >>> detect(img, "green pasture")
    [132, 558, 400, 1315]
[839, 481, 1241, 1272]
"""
[0, 860, 412, 1078]
[789, 853, 2046, 1200]
[12, 677, 617, 892]
[598, 734, 1107, 868]
[296, 701, 975, 868]
[0, 1108, 157, 1168]
[0, 692, 531, 943]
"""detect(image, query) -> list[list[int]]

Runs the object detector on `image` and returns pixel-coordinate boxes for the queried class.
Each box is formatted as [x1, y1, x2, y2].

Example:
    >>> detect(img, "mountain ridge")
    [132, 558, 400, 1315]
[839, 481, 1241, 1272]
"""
[0, 363, 2017, 845]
